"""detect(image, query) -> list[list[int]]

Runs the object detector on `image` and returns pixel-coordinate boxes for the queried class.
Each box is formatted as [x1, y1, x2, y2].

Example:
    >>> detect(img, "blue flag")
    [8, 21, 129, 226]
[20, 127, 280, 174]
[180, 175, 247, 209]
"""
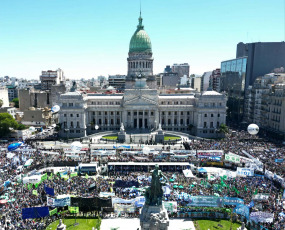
[44, 185, 55, 196]
[22, 207, 49, 219]
[248, 200, 254, 208]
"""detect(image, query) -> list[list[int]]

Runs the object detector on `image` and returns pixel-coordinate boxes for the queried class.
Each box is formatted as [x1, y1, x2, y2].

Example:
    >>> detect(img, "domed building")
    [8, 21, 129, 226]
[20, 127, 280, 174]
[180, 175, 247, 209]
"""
[126, 13, 156, 89]
[58, 13, 227, 139]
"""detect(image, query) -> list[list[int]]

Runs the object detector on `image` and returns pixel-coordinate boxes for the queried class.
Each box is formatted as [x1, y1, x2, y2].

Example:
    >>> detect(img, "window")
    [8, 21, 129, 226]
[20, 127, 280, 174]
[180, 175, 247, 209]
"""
[211, 114, 213, 117]
[204, 122, 207, 128]
[180, 119, 183, 125]
[105, 112, 107, 115]
[63, 103, 67, 107]
[168, 112, 171, 115]
[145, 112, 148, 115]
[187, 112, 190, 115]
[168, 119, 171, 125]
[64, 114, 66, 117]
[117, 119, 120, 125]
[76, 130, 80, 133]
[99, 112, 101, 115]
[204, 114, 207, 117]
[218, 114, 220, 117]
[70, 114, 73, 117]
[75, 103, 79, 107]
[139, 112, 143, 115]
[181, 112, 183, 115]
[70, 130, 74, 133]
[70, 121, 73, 128]
[111, 112, 113, 115]
[92, 112, 95, 115]
[210, 122, 213, 128]
[128, 112, 131, 116]
[134, 112, 137, 115]
[217, 122, 220, 127]
[69, 103, 73, 107]
[151, 112, 154, 116]
[77, 121, 80, 128]
[117, 112, 120, 115]
[174, 112, 177, 115]
[162, 112, 165, 115]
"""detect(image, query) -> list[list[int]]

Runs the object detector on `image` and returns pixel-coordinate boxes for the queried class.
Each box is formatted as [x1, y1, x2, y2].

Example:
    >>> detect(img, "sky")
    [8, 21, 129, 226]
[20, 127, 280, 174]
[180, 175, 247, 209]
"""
[0, 0, 284, 80]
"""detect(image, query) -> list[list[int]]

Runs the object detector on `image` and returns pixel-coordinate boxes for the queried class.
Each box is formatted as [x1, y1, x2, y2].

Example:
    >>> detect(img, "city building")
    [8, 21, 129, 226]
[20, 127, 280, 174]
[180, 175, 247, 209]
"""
[220, 57, 247, 122]
[108, 75, 126, 89]
[0, 87, 9, 107]
[209, 68, 221, 92]
[191, 76, 202, 92]
[161, 72, 180, 88]
[6, 85, 18, 101]
[200, 71, 212, 92]
[58, 13, 227, 139]
[172, 63, 190, 78]
[244, 73, 285, 139]
[40, 68, 65, 90]
[221, 42, 285, 122]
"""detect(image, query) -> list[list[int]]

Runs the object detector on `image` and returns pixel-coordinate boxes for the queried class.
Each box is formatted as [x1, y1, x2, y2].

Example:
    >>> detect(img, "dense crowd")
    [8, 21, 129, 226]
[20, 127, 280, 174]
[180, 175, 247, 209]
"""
[0, 129, 284, 229]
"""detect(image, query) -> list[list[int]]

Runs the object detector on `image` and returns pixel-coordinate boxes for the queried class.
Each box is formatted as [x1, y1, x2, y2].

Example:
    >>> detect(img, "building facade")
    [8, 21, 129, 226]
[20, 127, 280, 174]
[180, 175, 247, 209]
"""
[172, 63, 190, 78]
[209, 68, 221, 92]
[108, 75, 126, 89]
[40, 68, 65, 90]
[58, 13, 227, 139]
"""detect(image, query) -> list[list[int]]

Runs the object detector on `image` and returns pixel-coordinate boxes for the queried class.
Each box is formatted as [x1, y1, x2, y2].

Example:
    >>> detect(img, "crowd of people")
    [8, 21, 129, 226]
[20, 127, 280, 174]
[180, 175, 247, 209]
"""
[0, 129, 284, 229]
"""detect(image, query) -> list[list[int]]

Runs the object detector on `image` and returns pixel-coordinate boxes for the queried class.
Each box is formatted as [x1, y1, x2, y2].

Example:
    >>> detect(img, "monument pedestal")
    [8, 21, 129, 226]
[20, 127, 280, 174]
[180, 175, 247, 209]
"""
[118, 123, 126, 143]
[155, 124, 165, 144]
[140, 205, 169, 230]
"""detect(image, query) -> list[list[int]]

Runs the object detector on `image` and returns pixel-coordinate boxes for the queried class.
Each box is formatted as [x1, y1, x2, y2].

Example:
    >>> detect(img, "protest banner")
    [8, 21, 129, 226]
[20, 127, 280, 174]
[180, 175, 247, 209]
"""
[187, 196, 223, 207]
[223, 197, 244, 206]
[163, 201, 177, 212]
[49, 208, 57, 216]
[252, 193, 270, 201]
[234, 204, 249, 220]
[22, 207, 49, 219]
[236, 167, 254, 177]
[225, 153, 241, 164]
[250, 212, 274, 223]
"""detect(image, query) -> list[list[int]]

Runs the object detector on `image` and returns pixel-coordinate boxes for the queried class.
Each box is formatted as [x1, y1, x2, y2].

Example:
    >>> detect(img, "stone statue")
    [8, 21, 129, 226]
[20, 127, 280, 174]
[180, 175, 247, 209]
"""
[56, 219, 66, 230]
[158, 123, 162, 131]
[120, 123, 125, 132]
[145, 164, 168, 206]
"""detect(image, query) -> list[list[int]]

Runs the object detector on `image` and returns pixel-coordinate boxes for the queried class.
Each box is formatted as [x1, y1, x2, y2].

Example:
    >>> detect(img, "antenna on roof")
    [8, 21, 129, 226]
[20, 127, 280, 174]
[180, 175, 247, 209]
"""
[140, 0, 142, 17]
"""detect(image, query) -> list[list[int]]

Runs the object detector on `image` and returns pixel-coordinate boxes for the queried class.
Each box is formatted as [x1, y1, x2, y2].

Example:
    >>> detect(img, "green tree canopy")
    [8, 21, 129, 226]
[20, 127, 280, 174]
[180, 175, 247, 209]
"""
[0, 113, 18, 137]
[218, 123, 229, 134]
[0, 99, 3, 108]
[12, 98, 19, 108]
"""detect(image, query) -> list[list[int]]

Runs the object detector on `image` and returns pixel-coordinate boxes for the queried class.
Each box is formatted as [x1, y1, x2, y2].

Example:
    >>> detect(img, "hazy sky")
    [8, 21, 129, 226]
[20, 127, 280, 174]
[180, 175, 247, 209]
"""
[0, 0, 284, 79]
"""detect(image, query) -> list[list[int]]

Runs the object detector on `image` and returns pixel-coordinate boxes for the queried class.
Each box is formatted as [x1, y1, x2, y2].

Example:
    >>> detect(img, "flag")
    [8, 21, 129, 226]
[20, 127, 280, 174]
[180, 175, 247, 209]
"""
[48, 173, 53, 180]
[44, 185, 55, 196]
[35, 183, 40, 189]
[254, 189, 258, 195]
[233, 186, 240, 194]
[248, 201, 254, 208]
[41, 173, 47, 182]
[85, 174, 89, 179]
[68, 206, 79, 214]
[244, 186, 247, 191]
[32, 190, 38, 196]
[27, 184, 33, 190]
[49, 208, 57, 216]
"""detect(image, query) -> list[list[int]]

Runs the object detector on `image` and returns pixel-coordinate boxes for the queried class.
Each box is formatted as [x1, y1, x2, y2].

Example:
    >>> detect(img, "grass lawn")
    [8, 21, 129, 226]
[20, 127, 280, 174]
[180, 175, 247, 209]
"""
[102, 135, 118, 140]
[46, 218, 101, 230]
[164, 136, 181, 141]
[196, 219, 241, 230]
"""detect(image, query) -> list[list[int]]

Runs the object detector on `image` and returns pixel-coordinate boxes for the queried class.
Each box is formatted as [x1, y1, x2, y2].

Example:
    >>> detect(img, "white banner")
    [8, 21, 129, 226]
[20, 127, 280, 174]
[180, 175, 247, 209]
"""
[250, 212, 274, 223]
[237, 167, 254, 177]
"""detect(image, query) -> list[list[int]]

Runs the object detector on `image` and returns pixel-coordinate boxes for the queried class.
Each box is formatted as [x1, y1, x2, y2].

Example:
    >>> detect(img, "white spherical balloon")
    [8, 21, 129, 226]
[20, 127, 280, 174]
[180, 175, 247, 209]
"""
[70, 141, 82, 151]
[51, 105, 60, 113]
[247, 124, 259, 135]
[29, 126, 36, 132]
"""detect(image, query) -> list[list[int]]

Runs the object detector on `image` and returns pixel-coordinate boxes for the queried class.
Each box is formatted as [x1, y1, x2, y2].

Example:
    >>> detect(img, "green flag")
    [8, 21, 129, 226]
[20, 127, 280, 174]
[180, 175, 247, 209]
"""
[35, 182, 40, 188]
[49, 208, 57, 216]
[32, 190, 38, 196]
[254, 189, 258, 195]
[244, 186, 248, 191]
[48, 173, 53, 180]
[233, 186, 240, 194]
[27, 183, 33, 190]
[69, 206, 79, 214]
[41, 173, 48, 182]
[85, 174, 89, 179]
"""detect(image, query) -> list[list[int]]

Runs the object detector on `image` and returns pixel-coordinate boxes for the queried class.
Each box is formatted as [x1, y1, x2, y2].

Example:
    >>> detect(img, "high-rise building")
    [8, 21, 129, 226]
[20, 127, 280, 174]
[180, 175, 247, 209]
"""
[200, 71, 212, 92]
[108, 75, 126, 89]
[40, 68, 65, 90]
[209, 69, 221, 92]
[237, 42, 285, 87]
[172, 63, 190, 78]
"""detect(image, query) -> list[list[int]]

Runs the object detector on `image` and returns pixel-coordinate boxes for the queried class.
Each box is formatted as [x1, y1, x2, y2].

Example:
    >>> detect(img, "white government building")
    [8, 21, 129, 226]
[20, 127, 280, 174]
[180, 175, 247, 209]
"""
[58, 14, 227, 139]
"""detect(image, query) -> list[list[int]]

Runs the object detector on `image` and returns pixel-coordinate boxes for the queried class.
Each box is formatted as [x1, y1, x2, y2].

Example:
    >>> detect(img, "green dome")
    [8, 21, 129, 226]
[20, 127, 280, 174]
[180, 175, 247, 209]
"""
[129, 16, 152, 53]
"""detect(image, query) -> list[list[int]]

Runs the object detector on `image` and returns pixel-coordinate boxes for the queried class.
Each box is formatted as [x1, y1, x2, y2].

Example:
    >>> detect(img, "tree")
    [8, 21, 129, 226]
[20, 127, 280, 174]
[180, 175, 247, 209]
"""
[0, 99, 3, 108]
[218, 123, 229, 134]
[0, 113, 18, 137]
[17, 123, 27, 130]
[12, 98, 19, 108]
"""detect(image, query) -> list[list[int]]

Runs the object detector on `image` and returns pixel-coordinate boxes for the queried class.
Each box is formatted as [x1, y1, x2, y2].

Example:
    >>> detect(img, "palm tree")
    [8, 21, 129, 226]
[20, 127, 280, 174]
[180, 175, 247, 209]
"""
[218, 123, 229, 134]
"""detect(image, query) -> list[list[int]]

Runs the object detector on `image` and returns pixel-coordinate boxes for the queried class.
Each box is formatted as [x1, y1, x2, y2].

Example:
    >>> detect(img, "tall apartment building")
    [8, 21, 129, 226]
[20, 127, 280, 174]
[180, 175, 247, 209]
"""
[200, 71, 212, 92]
[0, 87, 9, 107]
[40, 68, 65, 90]
[209, 69, 221, 92]
[6, 85, 18, 101]
[108, 75, 126, 89]
[244, 73, 285, 139]
[172, 63, 190, 78]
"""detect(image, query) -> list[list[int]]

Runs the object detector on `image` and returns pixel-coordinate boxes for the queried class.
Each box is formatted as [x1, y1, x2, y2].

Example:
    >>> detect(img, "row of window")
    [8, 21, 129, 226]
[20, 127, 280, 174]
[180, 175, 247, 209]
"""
[161, 119, 189, 125]
[93, 111, 120, 115]
[128, 111, 154, 116]
[62, 103, 80, 107]
[203, 121, 220, 128]
[64, 130, 81, 133]
[204, 113, 221, 117]
[63, 121, 80, 128]
[162, 111, 190, 116]
[90, 101, 121, 105]
[64, 114, 80, 117]
[160, 101, 187, 105]
[93, 118, 121, 125]
[203, 103, 223, 107]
